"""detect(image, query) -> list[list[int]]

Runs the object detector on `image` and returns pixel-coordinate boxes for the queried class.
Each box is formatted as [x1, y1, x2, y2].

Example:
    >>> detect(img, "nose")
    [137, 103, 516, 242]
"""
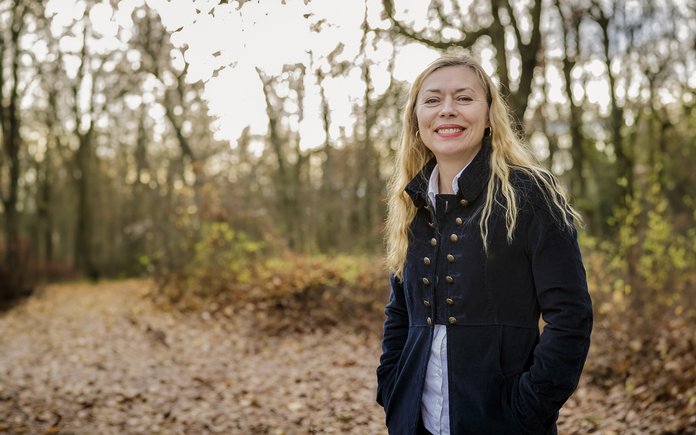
[439, 97, 456, 117]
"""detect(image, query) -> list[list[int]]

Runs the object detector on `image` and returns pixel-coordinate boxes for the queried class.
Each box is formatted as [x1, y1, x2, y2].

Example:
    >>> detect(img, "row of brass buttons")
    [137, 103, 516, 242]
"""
[430, 234, 460, 244]
[430, 217, 464, 227]
[422, 205, 468, 327]
[430, 217, 463, 227]
[421, 275, 455, 284]
[423, 298, 454, 306]
[423, 255, 455, 264]
[426, 316, 458, 325]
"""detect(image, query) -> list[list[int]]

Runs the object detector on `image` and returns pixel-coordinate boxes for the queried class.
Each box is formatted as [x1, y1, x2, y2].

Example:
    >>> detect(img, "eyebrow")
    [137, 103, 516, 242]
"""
[422, 87, 477, 94]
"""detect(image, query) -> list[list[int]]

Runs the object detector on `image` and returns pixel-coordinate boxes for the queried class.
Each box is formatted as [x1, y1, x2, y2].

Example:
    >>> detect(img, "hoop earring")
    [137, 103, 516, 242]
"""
[415, 130, 421, 140]
[484, 127, 491, 137]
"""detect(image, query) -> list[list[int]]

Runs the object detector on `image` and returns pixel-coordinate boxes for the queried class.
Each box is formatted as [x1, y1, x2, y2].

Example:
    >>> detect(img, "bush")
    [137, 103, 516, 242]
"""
[586, 179, 696, 317]
[148, 219, 390, 334]
[151, 221, 264, 305]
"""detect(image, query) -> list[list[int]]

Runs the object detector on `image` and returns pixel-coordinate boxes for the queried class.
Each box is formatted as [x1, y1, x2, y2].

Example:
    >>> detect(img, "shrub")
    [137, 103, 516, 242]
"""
[586, 179, 695, 317]
[151, 221, 264, 305]
[149, 220, 389, 334]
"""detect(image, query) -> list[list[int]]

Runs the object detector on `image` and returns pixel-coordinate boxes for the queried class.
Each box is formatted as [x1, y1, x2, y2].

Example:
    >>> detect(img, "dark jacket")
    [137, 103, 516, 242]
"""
[376, 143, 593, 434]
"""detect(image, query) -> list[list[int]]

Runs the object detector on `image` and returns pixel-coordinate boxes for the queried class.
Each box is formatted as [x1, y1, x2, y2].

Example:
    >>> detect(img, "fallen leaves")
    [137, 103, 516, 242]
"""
[559, 309, 696, 434]
[0, 278, 694, 434]
[0, 279, 387, 434]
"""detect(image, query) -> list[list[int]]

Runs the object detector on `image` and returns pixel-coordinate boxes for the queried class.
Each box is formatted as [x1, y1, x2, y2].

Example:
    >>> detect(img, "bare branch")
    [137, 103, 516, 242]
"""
[381, 0, 491, 50]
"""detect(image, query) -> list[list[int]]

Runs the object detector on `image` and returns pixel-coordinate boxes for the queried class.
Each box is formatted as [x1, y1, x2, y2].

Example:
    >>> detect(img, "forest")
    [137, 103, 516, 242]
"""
[0, 0, 694, 433]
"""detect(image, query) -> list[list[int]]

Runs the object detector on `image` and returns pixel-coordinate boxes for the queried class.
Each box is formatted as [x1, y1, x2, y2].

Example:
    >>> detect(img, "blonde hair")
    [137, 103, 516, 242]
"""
[385, 54, 581, 279]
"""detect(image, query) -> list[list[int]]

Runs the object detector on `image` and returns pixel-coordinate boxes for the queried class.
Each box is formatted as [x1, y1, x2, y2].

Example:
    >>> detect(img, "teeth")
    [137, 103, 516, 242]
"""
[438, 128, 463, 134]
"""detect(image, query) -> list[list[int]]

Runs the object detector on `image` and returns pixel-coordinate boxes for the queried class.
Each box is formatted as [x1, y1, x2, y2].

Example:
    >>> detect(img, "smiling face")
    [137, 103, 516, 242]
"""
[415, 65, 490, 169]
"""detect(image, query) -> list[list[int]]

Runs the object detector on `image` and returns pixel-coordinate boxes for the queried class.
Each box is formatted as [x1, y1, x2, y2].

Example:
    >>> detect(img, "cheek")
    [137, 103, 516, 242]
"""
[415, 114, 427, 132]
[479, 110, 488, 126]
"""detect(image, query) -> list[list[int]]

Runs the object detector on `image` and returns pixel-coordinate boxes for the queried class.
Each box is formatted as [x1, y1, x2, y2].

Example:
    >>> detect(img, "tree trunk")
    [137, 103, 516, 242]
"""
[0, 4, 28, 297]
[74, 131, 99, 280]
[258, 69, 299, 250]
[70, 21, 100, 280]
[556, 1, 586, 200]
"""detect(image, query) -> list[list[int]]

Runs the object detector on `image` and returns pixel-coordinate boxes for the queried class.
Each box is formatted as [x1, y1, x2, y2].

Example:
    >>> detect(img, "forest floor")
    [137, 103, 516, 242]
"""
[0, 279, 694, 434]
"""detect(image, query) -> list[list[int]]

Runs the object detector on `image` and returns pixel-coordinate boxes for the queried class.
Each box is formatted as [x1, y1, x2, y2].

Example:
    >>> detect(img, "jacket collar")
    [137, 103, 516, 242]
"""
[405, 136, 492, 207]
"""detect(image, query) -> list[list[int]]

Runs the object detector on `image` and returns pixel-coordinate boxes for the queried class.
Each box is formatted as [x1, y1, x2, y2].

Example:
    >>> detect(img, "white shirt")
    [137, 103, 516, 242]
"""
[421, 163, 469, 435]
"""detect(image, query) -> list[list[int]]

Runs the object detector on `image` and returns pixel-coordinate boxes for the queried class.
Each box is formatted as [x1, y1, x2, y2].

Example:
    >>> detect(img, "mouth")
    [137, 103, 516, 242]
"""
[436, 127, 464, 134]
[435, 125, 465, 136]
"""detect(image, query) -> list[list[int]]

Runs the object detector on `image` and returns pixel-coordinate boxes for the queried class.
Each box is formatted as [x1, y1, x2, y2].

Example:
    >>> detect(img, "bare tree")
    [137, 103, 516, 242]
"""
[555, 0, 587, 200]
[0, 1, 33, 295]
[256, 64, 313, 251]
[381, 0, 543, 126]
[132, 7, 207, 193]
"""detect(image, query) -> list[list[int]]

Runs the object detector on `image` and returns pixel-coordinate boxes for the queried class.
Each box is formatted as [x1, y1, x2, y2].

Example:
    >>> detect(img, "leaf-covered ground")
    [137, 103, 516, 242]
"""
[0, 279, 694, 434]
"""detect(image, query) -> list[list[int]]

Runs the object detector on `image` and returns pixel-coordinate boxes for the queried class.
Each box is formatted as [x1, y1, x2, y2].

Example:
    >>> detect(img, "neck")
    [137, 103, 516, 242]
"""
[436, 157, 474, 194]
[437, 163, 459, 194]
[435, 144, 482, 194]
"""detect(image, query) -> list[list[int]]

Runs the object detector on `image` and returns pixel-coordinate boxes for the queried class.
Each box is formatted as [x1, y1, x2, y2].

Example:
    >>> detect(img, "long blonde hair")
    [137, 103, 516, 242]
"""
[385, 54, 581, 279]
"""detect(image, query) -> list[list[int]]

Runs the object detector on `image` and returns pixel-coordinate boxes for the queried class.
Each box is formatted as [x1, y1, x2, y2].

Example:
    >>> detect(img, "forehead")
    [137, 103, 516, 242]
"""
[418, 65, 485, 95]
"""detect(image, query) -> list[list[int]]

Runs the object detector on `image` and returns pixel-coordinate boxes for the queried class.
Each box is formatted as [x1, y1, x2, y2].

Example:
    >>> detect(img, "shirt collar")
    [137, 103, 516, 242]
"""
[426, 162, 469, 209]
[405, 136, 492, 208]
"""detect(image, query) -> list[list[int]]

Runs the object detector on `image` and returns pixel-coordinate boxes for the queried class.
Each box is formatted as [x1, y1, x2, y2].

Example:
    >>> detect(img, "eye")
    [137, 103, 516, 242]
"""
[423, 97, 439, 105]
[457, 95, 474, 103]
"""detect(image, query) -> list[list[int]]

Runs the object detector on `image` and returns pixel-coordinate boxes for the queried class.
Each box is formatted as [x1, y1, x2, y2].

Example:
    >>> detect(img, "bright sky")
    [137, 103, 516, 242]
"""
[43, 0, 624, 155]
[147, 0, 450, 151]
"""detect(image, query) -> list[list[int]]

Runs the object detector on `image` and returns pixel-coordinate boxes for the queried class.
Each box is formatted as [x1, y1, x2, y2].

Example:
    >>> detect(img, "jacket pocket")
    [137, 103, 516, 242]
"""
[376, 364, 397, 409]
[502, 372, 549, 435]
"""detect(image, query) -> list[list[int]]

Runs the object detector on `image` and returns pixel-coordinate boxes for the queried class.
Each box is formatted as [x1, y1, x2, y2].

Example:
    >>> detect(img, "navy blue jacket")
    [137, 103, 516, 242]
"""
[376, 144, 593, 434]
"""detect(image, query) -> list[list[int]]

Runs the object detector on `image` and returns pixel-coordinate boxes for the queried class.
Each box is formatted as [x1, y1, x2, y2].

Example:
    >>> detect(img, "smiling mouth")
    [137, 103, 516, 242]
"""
[436, 127, 464, 134]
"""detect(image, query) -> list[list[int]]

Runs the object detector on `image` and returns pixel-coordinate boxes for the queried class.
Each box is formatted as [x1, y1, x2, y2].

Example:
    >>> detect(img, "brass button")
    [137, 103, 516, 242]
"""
[446, 276, 454, 284]
[423, 257, 431, 265]
[447, 254, 455, 262]
[424, 204, 429, 210]
[459, 199, 470, 207]
[450, 234, 458, 242]
[455, 217, 463, 226]
[423, 299, 431, 307]
[428, 222, 434, 228]
[446, 298, 454, 305]
[448, 316, 457, 325]
[430, 238, 437, 246]
[422, 277, 430, 285]
[427, 317, 433, 326]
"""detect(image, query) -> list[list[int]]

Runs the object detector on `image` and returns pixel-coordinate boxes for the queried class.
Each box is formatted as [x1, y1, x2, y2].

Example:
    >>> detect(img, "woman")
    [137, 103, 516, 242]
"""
[376, 54, 593, 435]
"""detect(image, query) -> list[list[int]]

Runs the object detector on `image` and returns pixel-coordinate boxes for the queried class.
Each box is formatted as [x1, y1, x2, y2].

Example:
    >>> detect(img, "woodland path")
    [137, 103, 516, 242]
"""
[0, 280, 385, 434]
[0, 280, 692, 434]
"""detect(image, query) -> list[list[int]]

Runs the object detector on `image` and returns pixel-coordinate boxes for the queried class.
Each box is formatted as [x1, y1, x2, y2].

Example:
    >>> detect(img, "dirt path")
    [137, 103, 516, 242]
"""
[0, 280, 387, 434]
[1, 280, 692, 434]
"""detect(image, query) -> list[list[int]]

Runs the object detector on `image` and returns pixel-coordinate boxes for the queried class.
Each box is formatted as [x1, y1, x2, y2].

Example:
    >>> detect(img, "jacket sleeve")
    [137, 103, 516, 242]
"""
[376, 272, 409, 408]
[513, 204, 593, 429]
